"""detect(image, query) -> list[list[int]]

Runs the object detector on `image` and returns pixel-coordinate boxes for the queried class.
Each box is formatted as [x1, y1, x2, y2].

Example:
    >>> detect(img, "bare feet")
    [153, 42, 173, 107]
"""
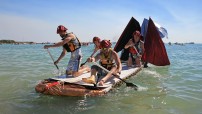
[82, 75, 96, 84]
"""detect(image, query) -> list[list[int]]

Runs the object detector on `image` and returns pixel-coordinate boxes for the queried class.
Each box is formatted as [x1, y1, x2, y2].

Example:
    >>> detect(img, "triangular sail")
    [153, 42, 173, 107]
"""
[142, 18, 170, 66]
[141, 18, 149, 41]
[114, 17, 141, 61]
[141, 18, 168, 39]
[114, 17, 141, 53]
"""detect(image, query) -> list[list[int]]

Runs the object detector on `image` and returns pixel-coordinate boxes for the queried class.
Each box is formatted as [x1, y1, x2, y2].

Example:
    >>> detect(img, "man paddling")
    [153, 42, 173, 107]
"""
[82, 40, 122, 86]
[44, 25, 90, 77]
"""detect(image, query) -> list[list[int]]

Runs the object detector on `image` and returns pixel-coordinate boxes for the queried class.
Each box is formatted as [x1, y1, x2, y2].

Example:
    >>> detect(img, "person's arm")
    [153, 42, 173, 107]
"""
[87, 53, 100, 62]
[90, 47, 100, 57]
[124, 39, 133, 49]
[113, 51, 122, 73]
[44, 34, 73, 49]
[87, 52, 100, 63]
[44, 41, 63, 49]
[54, 48, 66, 65]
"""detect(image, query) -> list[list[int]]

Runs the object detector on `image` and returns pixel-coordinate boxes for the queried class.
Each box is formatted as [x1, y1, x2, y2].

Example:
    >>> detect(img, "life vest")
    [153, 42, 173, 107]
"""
[100, 49, 115, 70]
[129, 46, 138, 55]
[129, 38, 144, 55]
[62, 33, 81, 52]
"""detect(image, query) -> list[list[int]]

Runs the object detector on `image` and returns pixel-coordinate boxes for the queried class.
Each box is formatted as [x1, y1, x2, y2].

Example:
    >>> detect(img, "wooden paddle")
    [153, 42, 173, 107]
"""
[92, 62, 138, 90]
[46, 49, 59, 70]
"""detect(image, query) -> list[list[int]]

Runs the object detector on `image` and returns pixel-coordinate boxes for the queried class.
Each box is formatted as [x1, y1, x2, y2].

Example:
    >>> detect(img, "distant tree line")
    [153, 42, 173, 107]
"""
[0, 40, 35, 44]
[0, 40, 16, 43]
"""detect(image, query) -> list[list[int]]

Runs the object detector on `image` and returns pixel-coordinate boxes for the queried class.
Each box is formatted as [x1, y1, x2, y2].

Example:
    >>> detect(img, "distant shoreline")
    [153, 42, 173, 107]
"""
[0, 39, 92, 46]
[0, 39, 196, 45]
[0, 40, 37, 45]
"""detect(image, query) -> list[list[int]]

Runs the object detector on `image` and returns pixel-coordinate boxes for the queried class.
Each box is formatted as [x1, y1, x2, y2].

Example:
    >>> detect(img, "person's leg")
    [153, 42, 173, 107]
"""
[82, 65, 99, 84]
[72, 65, 91, 77]
[127, 56, 132, 67]
[98, 66, 117, 86]
[66, 58, 73, 76]
[70, 49, 91, 77]
[135, 57, 141, 67]
[79, 65, 91, 73]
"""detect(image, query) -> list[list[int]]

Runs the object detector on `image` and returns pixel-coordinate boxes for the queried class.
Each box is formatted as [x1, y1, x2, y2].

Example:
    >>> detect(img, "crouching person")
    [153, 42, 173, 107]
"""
[82, 40, 122, 86]
[124, 30, 145, 67]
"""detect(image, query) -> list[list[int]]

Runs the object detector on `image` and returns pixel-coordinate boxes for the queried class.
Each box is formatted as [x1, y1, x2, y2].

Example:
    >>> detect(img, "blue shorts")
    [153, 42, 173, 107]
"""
[66, 49, 82, 72]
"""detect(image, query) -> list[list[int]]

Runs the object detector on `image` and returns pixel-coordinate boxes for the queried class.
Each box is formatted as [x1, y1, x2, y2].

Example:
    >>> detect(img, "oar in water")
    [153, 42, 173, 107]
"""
[46, 49, 59, 70]
[92, 62, 138, 90]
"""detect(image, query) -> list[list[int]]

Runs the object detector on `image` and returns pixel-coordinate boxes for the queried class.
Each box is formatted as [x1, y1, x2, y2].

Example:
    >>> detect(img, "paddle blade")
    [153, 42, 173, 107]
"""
[55, 64, 59, 70]
[80, 63, 85, 67]
[126, 83, 138, 90]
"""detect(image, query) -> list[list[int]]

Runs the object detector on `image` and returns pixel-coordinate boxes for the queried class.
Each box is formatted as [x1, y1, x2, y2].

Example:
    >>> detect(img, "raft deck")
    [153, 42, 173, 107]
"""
[51, 64, 142, 93]
[35, 63, 142, 96]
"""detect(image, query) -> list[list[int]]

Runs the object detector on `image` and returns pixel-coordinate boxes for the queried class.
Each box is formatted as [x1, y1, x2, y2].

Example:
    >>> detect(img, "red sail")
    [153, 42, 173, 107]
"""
[142, 18, 170, 66]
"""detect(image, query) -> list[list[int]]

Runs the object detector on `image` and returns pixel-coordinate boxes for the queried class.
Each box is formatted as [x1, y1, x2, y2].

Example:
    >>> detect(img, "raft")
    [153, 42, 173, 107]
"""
[35, 17, 143, 96]
[35, 64, 142, 96]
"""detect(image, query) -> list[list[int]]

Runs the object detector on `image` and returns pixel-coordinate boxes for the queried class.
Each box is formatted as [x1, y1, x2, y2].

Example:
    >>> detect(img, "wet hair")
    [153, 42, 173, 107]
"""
[93, 37, 101, 42]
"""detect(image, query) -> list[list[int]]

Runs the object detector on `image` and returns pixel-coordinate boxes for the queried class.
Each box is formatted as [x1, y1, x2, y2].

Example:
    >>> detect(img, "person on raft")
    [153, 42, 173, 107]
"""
[124, 30, 145, 67]
[82, 40, 122, 86]
[44, 25, 90, 77]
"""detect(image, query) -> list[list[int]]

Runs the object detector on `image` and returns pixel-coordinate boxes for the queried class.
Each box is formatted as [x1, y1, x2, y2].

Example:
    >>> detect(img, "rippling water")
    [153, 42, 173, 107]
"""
[0, 43, 202, 114]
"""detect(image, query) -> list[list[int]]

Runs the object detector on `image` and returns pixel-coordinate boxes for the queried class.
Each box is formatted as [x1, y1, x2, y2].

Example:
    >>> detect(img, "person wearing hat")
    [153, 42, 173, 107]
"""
[44, 25, 90, 77]
[82, 40, 122, 86]
[124, 30, 145, 67]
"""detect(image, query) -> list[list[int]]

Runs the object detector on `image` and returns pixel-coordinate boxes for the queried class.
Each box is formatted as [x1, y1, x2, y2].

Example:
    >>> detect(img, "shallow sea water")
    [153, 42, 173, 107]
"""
[0, 43, 202, 114]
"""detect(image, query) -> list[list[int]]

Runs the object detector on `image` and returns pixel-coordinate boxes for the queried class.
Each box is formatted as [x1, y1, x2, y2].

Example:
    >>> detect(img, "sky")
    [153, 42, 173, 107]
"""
[0, 0, 201, 43]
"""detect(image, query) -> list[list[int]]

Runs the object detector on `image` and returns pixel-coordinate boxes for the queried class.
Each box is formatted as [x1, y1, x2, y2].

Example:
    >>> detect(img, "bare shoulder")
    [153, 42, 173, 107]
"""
[67, 32, 75, 38]
[111, 49, 118, 56]
[63, 33, 75, 42]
